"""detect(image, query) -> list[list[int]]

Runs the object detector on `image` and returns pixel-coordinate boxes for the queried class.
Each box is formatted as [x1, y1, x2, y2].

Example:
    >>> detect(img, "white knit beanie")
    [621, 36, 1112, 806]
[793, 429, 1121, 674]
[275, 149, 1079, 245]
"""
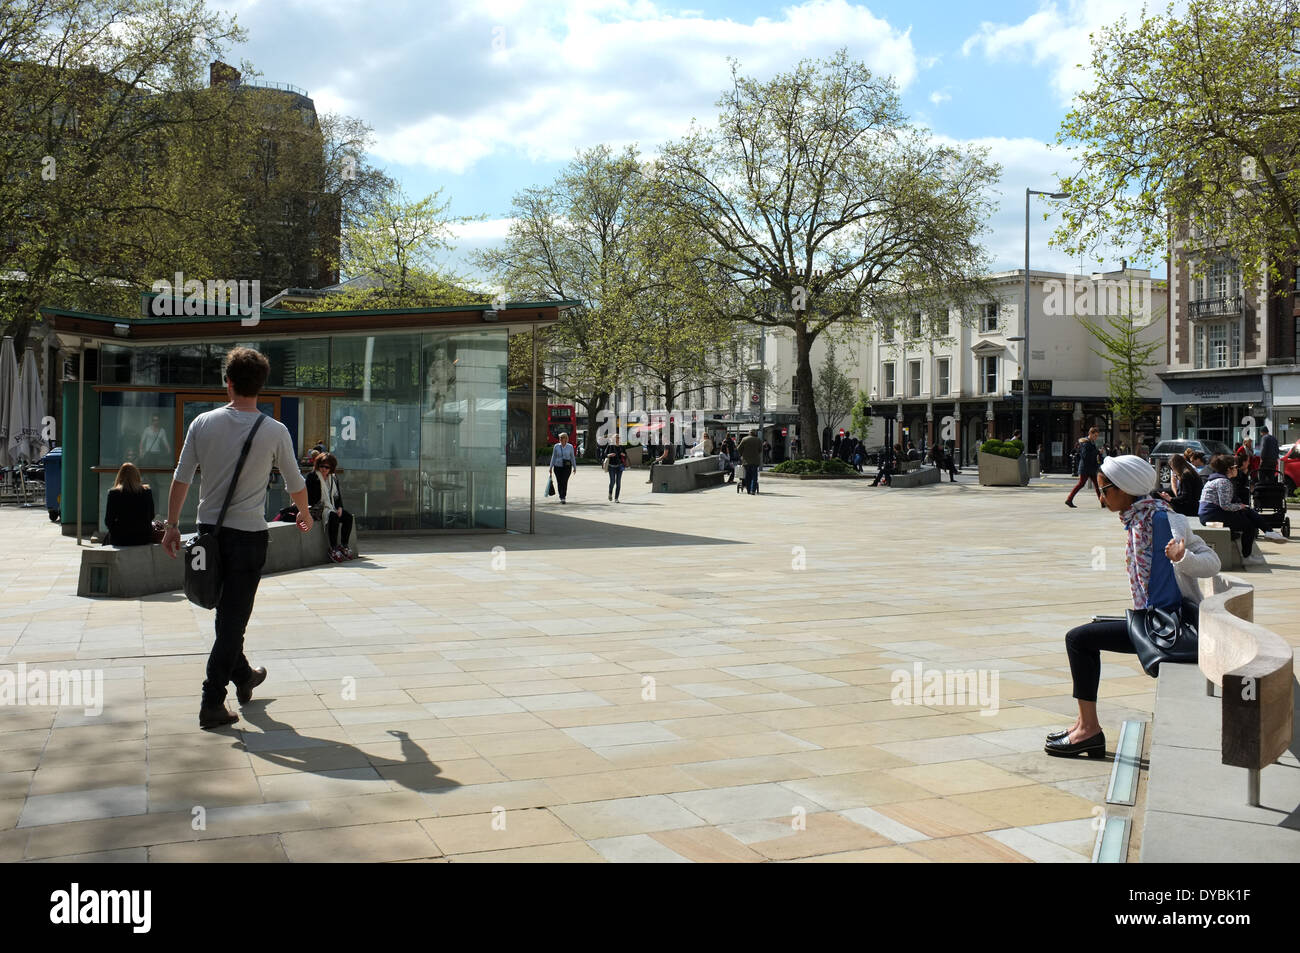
[1101, 454, 1156, 496]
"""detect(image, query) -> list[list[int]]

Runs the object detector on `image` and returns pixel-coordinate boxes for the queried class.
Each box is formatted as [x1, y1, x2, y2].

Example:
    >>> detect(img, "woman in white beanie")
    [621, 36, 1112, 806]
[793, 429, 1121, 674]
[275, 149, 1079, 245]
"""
[1046, 455, 1221, 757]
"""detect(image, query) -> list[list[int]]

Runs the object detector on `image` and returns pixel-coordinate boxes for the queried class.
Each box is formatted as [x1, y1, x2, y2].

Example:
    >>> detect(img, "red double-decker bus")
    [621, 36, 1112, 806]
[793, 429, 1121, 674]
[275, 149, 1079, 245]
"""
[546, 404, 575, 444]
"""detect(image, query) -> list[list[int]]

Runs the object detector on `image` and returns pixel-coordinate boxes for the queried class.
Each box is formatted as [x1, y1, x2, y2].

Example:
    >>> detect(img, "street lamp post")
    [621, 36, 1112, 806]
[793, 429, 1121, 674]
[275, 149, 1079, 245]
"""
[1023, 187, 1068, 454]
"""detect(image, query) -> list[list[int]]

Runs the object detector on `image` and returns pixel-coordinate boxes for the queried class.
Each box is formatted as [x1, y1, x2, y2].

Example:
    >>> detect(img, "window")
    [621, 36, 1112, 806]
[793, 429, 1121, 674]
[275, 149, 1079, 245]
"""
[882, 316, 894, 341]
[981, 303, 998, 333]
[1229, 321, 1241, 367]
[883, 363, 896, 398]
[981, 356, 998, 394]
[937, 358, 950, 396]
[1207, 324, 1228, 369]
[908, 360, 922, 397]
[910, 313, 922, 338]
[937, 312, 950, 337]
[791, 376, 799, 405]
[1194, 325, 1205, 369]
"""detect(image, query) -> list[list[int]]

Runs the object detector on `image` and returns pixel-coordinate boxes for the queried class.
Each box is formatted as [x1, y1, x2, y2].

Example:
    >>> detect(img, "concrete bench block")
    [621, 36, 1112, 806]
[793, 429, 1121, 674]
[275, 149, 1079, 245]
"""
[650, 456, 728, 493]
[890, 466, 941, 489]
[1194, 525, 1243, 571]
[77, 519, 359, 599]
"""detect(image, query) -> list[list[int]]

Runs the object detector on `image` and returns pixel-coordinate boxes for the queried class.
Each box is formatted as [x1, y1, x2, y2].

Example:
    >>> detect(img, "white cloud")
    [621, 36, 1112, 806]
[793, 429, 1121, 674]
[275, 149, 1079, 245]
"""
[961, 0, 1185, 106]
[229, 0, 919, 174]
[928, 89, 950, 105]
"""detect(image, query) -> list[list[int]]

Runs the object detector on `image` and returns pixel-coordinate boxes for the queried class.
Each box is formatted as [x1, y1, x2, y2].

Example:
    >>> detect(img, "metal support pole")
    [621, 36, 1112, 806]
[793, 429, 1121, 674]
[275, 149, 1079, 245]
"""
[1247, 768, 1260, 807]
[76, 342, 85, 546]
[529, 323, 537, 535]
[1022, 187, 1030, 451]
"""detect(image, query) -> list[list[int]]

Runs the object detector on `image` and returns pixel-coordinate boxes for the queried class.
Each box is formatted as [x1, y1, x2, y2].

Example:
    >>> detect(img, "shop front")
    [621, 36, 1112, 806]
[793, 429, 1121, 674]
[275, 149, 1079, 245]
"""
[44, 300, 572, 538]
[1160, 373, 1266, 447]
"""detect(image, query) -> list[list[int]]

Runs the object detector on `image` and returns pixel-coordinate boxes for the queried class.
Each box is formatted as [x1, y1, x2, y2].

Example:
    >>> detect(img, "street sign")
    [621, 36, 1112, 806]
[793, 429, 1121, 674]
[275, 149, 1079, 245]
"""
[750, 394, 759, 404]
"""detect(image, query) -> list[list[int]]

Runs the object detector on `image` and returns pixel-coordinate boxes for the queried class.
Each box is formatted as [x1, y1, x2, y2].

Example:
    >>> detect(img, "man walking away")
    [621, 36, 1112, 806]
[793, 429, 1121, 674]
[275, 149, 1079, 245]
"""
[738, 429, 763, 495]
[163, 348, 311, 730]
[1066, 427, 1102, 508]
[1258, 425, 1280, 484]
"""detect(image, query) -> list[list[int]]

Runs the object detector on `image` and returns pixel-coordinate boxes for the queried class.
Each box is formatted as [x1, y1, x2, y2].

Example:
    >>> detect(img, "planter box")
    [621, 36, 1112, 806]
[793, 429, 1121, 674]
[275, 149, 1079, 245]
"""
[978, 452, 1029, 486]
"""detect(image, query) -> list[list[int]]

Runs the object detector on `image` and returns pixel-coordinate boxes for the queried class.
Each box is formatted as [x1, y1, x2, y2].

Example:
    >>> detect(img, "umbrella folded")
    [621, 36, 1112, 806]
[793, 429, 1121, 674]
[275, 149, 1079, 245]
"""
[8, 347, 48, 463]
[0, 337, 16, 468]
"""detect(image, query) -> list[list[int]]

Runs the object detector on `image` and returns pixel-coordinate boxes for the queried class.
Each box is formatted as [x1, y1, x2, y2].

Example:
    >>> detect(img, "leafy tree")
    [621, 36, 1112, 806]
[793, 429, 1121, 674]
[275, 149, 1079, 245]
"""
[850, 390, 874, 442]
[0, 0, 246, 349]
[814, 337, 856, 436]
[1080, 309, 1163, 449]
[1057, 0, 1300, 289]
[656, 50, 999, 458]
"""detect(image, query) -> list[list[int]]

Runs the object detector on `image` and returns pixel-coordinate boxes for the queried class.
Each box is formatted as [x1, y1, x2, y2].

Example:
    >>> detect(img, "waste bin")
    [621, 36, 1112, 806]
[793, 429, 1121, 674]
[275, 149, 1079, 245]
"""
[41, 447, 61, 522]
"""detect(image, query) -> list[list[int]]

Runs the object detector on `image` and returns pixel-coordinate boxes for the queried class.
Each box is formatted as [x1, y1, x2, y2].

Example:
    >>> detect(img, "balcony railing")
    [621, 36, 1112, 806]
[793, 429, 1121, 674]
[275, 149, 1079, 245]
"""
[1188, 295, 1242, 319]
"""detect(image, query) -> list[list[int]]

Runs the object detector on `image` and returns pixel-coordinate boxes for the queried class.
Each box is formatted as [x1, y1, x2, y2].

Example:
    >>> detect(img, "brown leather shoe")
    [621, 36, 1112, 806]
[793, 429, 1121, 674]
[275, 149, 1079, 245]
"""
[199, 704, 239, 730]
[236, 667, 267, 705]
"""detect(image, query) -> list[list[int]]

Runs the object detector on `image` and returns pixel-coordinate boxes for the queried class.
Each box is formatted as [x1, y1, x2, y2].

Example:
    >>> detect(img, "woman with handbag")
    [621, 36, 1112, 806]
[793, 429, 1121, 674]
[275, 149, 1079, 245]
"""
[549, 431, 577, 503]
[1046, 455, 1220, 758]
[604, 441, 626, 502]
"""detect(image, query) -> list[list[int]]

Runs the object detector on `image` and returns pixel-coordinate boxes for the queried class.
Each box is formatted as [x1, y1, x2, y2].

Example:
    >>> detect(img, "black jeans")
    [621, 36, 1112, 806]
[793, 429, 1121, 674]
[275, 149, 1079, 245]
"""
[554, 463, 572, 500]
[1064, 618, 1136, 702]
[1200, 506, 1267, 556]
[327, 509, 353, 548]
[198, 525, 268, 707]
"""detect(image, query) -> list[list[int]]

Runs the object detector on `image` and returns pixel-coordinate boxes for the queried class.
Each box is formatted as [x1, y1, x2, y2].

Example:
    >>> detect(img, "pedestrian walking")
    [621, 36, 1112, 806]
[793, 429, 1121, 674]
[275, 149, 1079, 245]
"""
[738, 429, 763, 495]
[549, 432, 578, 503]
[604, 441, 626, 501]
[162, 347, 312, 730]
[1258, 425, 1281, 483]
[1047, 456, 1220, 758]
[1065, 427, 1102, 508]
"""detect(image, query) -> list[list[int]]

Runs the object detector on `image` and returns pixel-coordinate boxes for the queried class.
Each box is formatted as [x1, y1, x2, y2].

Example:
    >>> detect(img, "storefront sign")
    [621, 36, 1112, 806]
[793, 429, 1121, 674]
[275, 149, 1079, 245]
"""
[1011, 379, 1053, 396]
[1161, 375, 1263, 404]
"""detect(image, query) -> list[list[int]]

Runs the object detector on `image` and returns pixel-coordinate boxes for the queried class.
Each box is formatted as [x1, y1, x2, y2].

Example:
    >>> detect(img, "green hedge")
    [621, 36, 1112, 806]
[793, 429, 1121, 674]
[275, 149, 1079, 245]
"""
[771, 458, 856, 475]
[980, 439, 1024, 460]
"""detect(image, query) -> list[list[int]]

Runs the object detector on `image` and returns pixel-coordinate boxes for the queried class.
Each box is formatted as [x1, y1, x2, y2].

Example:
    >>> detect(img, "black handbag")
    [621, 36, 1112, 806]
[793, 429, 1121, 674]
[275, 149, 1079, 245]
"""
[1125, 599, 1199, 677]
[184, 415, 267, 609]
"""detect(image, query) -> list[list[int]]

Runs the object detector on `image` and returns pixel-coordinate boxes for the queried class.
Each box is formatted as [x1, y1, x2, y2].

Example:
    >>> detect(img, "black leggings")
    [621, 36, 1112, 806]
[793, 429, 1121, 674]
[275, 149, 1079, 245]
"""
[554, 464, 572, 500]
[1064, 618, 1136, 702]
[327, 509, 353, 548]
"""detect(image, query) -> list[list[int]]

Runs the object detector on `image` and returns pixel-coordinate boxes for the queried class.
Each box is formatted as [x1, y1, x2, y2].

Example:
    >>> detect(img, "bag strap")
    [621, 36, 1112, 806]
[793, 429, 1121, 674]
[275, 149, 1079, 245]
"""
[213, 413, 267, 534]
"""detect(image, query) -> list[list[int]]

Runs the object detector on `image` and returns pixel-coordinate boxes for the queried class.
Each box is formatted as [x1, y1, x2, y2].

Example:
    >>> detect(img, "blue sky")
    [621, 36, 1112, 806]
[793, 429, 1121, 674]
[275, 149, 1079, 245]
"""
[219, 0, 1164, 281]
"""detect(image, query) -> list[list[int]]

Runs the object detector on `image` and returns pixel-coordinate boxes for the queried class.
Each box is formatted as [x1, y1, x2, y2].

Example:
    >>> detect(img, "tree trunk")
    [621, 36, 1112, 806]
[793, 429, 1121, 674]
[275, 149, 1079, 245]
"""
[794, 321, 819, 459]
[584, 391, 608, 459]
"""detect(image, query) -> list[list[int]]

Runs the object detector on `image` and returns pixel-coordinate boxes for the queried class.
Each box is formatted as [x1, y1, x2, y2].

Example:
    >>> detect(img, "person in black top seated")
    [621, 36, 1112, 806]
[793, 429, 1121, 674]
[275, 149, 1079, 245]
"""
[306, 452, 354, 562]
[1159, 454, 1203, 517]
[104, 462, 156, 546]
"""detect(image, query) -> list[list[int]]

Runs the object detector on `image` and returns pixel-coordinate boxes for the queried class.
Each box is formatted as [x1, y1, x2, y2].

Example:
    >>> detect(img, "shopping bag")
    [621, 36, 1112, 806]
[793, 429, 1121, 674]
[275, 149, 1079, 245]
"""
[546, 476, 555, 497]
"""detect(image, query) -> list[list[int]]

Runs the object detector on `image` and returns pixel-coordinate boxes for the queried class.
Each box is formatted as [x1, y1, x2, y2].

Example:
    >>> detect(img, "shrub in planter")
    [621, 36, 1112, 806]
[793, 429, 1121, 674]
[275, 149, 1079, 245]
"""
[772, 458, 856, 475]
[980, 439, 1022, 460]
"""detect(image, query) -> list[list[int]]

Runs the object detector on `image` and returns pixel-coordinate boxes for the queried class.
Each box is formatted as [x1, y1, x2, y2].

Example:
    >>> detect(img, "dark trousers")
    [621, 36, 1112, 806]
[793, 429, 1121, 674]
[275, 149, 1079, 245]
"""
[607, 466, 622, 499]
[554, 463, 572, 500]
[1064, 618, 1136, 702]
[1067, 471, 1100, 502]
[742, 464, 759, 494]
[1200, 505, 1267, 556]
[198, 525, 268, 707]
[871, 464, 892, 487]
[327, 509, 353, 548]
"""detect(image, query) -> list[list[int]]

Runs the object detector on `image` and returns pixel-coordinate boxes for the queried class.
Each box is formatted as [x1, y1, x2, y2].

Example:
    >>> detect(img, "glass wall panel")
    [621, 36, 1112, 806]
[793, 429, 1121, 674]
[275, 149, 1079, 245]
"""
[329, 334, 422, 531]
[99, 391, 177, 470]
[419, 329, 508, 529]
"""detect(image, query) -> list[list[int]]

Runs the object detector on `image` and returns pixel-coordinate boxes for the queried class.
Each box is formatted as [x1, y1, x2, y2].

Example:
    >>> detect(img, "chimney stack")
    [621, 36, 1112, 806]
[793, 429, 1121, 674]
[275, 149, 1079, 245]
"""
[209, 61, 241, 89]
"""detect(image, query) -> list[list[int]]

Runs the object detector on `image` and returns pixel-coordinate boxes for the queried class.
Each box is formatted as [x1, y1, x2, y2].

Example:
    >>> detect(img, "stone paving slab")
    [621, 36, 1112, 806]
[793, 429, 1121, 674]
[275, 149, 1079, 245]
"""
[1, 468, 1296, 862]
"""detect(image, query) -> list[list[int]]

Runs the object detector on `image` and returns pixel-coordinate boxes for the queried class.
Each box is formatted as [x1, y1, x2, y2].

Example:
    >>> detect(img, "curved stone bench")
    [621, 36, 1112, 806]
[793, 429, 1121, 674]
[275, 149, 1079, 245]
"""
[1196, 575, 1295, 805]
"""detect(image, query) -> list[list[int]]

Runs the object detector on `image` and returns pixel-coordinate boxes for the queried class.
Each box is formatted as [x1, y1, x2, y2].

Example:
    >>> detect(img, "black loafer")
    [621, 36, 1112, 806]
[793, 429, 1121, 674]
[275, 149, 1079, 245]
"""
[1044, 730, 1106, 758]
[1045, 726, 1073, 742]
[236, 667, 267, 705]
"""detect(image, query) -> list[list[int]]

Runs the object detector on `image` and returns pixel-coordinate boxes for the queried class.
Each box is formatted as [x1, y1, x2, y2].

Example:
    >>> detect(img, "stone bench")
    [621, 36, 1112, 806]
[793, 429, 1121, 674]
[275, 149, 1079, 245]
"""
[77, 518, 361, 598]
[889, 465, 941, 489]
[649, 456, 730, 493]
[1140, 574, 1297, 860]
[1194, 524, 1244, 571]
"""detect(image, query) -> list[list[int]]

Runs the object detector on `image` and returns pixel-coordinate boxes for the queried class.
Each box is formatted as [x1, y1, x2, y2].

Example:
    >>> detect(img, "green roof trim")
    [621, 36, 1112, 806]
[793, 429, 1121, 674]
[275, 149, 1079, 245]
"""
[41, 300, 581, 324]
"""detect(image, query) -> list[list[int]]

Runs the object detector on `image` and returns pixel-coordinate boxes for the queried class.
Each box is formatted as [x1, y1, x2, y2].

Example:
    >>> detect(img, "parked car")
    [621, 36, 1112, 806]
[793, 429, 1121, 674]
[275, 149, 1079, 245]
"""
[1281, 444, 1300, 495]
[1149, 438, 1233, 487]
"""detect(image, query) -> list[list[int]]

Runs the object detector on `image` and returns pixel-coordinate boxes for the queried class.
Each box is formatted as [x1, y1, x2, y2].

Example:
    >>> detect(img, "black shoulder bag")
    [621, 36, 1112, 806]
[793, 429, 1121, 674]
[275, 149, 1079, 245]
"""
[1126, 599, 1199, 677]
[184, 414, 267, 609]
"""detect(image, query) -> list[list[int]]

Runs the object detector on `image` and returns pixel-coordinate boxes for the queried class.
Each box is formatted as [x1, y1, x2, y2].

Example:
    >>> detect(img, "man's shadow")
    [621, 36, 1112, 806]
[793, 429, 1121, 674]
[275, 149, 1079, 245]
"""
[228, 701, 463, 795]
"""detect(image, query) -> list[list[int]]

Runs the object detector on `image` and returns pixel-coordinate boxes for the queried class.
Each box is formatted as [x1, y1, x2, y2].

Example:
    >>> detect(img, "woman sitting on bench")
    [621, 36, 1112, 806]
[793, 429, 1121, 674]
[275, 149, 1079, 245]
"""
[307, 452, 355, 562]
[104, 462, 156, 546]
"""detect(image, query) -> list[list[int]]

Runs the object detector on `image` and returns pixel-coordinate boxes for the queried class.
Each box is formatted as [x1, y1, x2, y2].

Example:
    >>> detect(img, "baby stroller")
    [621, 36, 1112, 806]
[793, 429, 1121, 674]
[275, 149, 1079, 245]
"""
[1251, 479, 1290, 538]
